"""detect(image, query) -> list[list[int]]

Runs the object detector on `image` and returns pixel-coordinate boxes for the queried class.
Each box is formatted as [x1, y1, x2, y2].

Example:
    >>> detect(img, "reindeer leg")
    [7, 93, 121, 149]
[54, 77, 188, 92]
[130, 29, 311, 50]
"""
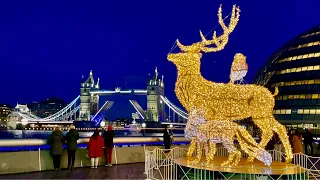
[221, 138, 239, 167]
[192, 141, 203, 164]
[268, 117, 293, 163]
[249, 117, 273, 162]
[206, 141, 216, 164]
[187, 138, 197, 159]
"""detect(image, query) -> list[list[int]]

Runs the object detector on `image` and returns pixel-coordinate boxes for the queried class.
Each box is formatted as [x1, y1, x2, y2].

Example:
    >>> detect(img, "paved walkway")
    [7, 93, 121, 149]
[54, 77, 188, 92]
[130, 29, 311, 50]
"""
[0, 163, 145, 179]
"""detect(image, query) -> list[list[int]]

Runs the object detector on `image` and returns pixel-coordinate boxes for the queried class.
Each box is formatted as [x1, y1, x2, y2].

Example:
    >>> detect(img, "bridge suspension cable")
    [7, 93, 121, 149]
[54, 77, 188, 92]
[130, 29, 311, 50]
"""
[17, 96, 80, 122]
[160, 95, 188, 120]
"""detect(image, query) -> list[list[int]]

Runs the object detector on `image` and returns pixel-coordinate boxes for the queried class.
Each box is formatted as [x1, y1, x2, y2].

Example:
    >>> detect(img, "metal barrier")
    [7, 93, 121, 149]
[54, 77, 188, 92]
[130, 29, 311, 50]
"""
[0, 137, 190, 152]
[145, 147, 319, 180]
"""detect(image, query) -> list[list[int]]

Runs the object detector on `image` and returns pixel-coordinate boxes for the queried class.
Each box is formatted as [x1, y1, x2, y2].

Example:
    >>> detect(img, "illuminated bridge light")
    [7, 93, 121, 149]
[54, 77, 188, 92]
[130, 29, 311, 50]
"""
[254, 25, 320, 126]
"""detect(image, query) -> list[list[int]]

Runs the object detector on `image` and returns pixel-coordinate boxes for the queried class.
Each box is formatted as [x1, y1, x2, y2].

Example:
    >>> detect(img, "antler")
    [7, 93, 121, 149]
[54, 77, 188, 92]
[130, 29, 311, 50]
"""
[176, 4, 240, 53]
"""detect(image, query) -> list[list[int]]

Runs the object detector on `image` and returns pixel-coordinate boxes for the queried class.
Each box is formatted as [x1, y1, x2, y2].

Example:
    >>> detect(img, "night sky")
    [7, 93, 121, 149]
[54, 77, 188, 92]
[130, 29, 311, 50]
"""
[0, 0, 319, 119]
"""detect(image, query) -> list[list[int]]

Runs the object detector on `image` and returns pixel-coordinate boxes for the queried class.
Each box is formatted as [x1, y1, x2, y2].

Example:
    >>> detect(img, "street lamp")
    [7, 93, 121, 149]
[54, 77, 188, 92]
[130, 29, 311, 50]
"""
[100, 121, 106, 128]
[141, 123, 146, 136]
[169, 124, 173, 128]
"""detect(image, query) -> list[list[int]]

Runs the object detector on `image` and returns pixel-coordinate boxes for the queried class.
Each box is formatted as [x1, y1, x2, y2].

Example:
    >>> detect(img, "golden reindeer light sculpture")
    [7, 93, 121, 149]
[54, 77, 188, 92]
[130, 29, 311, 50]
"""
[185, 108, 272, 167]
[167, 4, 292, 163]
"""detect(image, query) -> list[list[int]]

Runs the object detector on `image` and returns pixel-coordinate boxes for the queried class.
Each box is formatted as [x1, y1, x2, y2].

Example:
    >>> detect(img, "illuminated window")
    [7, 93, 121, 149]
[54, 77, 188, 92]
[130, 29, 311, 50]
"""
[310, 109, 316, 114]
[277, 52, 320, 63]
[316, 109, 320, 114]
[308, 80, 315, 84]
[289, 41, 320, 50]
[285, 109, 291, 114]
[297, 109, 303, 114]
[301, 31, 320, 38]
[312, 94, 319, 99]
[304, 109, 310, 114]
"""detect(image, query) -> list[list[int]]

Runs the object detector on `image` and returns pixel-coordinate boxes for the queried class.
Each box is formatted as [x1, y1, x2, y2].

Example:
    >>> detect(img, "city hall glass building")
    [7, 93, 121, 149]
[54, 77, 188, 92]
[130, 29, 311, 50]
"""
[254, 25, 320, 127]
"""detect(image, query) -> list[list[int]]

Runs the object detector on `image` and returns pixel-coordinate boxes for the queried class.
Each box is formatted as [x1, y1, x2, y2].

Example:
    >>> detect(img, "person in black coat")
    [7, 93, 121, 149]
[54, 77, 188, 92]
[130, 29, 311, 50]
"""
[303, 128, 314, 155]
[47, 126, 65, 171]
[65, 125, 79, 170]
[103, 126, 115, 166]
[163, 126, 173, 153]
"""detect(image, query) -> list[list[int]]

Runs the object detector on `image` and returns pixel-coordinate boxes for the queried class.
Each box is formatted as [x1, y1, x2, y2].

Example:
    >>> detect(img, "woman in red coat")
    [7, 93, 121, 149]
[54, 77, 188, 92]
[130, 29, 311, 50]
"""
[88, 129, 104, 168]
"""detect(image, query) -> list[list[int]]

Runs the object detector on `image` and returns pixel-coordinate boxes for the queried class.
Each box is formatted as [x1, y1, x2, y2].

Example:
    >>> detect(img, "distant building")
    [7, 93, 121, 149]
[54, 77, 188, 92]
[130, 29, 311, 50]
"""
[254, 25, 320, 128]
[28, 97, 67, 118]
[0, 104, 13, 122]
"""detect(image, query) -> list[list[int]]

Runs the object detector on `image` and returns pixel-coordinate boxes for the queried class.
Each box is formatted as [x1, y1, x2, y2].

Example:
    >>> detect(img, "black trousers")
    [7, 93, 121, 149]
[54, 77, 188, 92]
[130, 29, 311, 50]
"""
[67, 150, 76, 168]
[305, 143, 313, 155]
[52, 154, 61, 169]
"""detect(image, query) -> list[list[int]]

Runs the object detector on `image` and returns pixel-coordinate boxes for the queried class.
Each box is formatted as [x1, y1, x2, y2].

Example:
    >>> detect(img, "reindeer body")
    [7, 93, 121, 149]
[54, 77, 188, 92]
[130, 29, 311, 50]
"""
[174, 55, 275, 121]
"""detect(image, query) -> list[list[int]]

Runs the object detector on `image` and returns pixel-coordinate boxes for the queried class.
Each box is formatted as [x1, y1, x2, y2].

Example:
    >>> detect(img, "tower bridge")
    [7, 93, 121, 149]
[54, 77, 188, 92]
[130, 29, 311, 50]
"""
[8, 68, 188, 127]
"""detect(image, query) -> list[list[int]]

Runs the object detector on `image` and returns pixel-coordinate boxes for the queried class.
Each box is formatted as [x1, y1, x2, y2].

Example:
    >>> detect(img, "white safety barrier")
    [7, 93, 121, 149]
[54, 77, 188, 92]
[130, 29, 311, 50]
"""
[145, 147, 319, 180]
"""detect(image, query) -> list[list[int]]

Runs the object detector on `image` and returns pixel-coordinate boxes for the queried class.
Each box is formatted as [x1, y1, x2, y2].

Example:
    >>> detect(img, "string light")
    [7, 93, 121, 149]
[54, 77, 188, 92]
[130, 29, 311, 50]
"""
[167, 4, 293, 165]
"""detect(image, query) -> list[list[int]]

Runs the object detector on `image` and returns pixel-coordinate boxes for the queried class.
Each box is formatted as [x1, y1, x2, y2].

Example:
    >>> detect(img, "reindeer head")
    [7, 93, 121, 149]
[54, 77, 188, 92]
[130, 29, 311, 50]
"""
[185, 108, 206, 140]
[167, 5, 240, 69]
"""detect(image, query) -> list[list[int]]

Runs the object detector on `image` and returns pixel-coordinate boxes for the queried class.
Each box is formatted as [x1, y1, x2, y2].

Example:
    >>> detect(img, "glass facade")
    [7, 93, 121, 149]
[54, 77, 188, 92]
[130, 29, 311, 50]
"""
[254, 25, 320, 125]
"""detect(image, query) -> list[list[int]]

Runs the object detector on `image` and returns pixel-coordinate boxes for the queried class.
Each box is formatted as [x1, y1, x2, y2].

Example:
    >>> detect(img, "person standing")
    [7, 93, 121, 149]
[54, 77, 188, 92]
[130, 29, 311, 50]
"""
[163, 126, 173, 153]
[47, 126, 65, 171]
[292, 130, 303, 153]
[303, 128, 314, 155]
[88, 129, 104, 168]
[65, 124, 79, 170]
[103, 125, 115, 166]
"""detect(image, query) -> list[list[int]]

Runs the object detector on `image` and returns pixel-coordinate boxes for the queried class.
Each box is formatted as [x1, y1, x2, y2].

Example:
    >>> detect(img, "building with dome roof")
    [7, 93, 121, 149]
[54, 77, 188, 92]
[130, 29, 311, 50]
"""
[254, 25, 320, 128]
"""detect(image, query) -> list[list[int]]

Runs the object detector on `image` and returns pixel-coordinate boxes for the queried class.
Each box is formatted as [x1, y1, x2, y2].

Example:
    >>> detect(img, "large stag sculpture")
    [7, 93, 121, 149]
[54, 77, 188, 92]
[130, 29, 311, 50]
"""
[167, 4, 292, 163]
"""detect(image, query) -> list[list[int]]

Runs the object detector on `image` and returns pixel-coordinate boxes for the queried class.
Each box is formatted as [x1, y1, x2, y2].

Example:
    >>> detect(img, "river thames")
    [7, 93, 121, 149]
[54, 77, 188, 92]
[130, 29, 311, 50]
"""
[0, 130, 184, 139]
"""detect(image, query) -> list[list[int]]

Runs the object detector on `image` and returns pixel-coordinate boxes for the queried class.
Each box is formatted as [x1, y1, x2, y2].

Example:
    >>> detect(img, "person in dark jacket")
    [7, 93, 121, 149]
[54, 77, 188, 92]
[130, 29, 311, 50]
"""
[103, 125, 115, 166]
[65, 124, 79, 170]
[47, 126, 65, 171]
[163, 126, 173, 153]
[303, 128, 314, 155]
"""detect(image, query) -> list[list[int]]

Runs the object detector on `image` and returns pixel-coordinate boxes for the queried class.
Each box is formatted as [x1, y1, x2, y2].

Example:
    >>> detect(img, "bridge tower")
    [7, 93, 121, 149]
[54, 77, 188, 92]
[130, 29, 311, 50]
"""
[146, 67, 164, 122]
[79, 70, 100, 121]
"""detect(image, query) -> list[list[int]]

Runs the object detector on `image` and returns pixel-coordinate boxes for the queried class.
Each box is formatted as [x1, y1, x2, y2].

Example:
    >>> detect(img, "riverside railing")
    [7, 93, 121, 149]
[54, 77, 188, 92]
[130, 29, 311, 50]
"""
[0, 137, 190, 175]
[0, 137, 190, 152]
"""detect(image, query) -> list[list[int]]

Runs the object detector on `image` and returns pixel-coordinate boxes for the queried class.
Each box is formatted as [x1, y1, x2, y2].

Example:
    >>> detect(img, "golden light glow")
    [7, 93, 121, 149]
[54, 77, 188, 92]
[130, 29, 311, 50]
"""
[167, 4, 293, 166]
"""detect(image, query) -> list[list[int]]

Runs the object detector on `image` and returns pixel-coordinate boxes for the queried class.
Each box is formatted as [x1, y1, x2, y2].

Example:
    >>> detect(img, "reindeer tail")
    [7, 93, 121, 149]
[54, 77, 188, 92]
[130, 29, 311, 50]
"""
[236, 127, 272, 166]
[273, 87, 279, 97]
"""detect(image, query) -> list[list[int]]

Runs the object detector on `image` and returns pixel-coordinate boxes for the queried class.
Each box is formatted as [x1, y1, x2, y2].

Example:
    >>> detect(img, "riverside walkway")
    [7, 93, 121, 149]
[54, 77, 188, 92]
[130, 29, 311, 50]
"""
[0, 163, 145, 179]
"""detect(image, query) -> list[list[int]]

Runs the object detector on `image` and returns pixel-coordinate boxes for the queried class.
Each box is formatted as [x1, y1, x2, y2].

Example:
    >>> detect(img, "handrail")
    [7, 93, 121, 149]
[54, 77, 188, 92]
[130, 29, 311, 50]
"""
[0, 137, 190, 147]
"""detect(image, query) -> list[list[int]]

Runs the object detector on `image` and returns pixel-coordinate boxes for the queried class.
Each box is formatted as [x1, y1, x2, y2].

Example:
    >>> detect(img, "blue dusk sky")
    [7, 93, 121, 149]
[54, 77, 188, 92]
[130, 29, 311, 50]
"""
[0, 0, 319, 119]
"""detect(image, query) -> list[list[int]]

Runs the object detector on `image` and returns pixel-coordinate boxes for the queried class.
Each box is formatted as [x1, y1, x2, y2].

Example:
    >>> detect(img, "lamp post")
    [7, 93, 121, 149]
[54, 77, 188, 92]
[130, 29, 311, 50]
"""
[100, 121, 106, 128]
[142, 123, 146, 136]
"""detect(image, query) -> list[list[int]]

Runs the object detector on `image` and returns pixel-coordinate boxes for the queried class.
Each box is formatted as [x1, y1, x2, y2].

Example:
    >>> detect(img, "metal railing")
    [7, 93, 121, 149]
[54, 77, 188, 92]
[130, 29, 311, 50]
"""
[145, 147, 320, 180]
[0, 137, 190, 152]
